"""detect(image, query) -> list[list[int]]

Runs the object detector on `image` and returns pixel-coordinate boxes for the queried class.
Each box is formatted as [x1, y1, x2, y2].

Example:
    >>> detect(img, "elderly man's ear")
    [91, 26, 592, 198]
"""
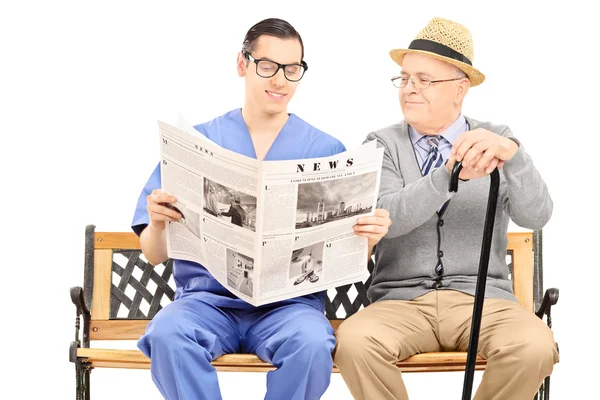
[455, 79, 470, 104]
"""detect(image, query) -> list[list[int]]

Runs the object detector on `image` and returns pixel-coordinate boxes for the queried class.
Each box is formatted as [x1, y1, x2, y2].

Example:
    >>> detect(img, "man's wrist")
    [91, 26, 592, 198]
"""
[147, 221, 166, 234]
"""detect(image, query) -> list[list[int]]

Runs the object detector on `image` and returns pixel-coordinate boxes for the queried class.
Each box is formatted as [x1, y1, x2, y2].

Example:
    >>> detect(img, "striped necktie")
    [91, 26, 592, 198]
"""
[421, 136, 444, 175]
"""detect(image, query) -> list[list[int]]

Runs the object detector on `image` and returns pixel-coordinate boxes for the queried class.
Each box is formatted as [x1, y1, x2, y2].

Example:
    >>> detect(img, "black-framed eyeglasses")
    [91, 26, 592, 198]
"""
[391, 75, 464, 89]
[243, 51, 308, 82]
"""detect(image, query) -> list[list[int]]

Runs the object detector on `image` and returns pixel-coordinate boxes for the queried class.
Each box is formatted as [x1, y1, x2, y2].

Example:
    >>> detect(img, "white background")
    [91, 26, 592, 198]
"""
[1, 0, 596, 399]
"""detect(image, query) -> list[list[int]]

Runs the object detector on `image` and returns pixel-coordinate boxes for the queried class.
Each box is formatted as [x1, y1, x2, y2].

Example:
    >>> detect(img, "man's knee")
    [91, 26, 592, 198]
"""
[139, 306, 215, 358]
[519, 332, 559, 371]
[334, 316, 385, 367]
[290, 322, 335, 358]
[488, 324, 559, 375]
[139, 310, 185, 352]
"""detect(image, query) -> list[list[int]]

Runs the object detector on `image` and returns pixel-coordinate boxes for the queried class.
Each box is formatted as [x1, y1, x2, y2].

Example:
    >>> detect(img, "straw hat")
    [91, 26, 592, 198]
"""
[389, 17, 485, 86]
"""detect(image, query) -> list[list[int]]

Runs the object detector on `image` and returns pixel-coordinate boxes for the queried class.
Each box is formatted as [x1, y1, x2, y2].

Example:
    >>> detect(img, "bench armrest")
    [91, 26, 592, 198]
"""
[535, 288, 559, 328]
[71, 286, 90, 317]
[70, 286, 91, 362]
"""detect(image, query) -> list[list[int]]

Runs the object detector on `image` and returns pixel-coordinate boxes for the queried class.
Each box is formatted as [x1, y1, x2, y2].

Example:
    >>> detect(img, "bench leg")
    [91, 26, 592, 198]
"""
[75, 359, 91, 400]
[542, 376, 550, 400]
[534, 376, 551, 400]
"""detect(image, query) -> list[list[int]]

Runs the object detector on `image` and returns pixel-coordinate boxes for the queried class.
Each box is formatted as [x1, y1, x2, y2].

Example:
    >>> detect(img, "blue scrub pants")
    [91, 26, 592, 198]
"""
[138, 297, 335, 399]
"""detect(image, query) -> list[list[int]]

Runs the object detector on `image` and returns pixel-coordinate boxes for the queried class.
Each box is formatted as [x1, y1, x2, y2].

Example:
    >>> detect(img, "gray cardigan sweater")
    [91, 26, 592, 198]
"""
[367, 116, 552, 303]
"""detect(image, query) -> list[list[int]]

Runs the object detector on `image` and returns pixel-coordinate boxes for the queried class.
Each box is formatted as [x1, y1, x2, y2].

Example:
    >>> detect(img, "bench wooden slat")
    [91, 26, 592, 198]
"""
[95, 232, 141, 250]
[77, 348, 486, 373]
[509, 232, 534, 312]
[91, 249, 112, 320]
[90, 320, 149, 340]
[90, 319, 345, 341]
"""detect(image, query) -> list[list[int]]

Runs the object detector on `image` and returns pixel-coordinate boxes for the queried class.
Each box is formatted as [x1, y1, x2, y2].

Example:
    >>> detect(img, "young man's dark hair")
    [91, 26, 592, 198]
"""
[241, 18, 304, 60]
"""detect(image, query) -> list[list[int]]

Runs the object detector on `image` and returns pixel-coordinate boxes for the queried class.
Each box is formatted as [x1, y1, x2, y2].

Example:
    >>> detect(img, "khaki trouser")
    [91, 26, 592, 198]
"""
[333, 290, 559, 400]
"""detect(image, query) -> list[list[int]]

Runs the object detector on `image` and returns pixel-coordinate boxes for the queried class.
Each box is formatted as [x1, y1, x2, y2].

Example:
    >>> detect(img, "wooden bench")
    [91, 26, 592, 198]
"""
[70, 224, 558, 399]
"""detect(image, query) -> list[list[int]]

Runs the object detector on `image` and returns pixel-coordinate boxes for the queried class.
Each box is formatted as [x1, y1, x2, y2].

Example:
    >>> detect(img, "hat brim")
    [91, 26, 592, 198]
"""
[390, 48, 485, 87]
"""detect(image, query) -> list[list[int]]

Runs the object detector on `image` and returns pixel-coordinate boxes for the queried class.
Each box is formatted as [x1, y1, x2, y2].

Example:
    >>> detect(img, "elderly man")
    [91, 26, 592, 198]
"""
[333, 17, 559, 400]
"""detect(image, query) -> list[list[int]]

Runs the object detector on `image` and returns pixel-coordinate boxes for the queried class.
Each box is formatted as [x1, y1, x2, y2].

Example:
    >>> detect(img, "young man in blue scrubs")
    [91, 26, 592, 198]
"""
[131, 18, 391, 400]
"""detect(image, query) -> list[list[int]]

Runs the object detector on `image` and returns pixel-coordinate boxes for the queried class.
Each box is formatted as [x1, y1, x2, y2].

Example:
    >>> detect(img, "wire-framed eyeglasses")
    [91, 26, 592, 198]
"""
[391, 75, 464, 89]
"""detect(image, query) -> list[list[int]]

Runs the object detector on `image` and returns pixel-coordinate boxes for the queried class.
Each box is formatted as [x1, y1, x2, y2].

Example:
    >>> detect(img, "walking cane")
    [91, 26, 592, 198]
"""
[449, 162, 500, 400]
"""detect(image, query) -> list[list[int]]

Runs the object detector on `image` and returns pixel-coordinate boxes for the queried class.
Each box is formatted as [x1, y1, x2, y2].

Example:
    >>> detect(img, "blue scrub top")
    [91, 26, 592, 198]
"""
[132, 109, 346, 311]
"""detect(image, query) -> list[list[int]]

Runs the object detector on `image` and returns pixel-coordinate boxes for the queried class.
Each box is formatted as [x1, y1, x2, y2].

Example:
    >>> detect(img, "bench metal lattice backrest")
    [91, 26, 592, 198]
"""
[84, 226, 541, 323]
[110, 251, 175, 319]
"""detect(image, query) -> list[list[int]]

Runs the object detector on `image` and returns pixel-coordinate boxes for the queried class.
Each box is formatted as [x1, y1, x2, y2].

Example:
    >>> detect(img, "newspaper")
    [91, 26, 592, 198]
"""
[159, 118, 384, 306]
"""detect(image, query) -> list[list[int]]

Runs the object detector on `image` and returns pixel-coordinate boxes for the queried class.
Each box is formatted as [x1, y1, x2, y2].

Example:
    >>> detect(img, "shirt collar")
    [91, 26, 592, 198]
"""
[409, 113, 467, 146]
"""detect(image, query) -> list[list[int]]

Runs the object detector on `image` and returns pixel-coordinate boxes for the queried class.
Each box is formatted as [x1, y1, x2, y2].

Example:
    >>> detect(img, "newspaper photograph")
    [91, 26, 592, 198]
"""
[289, 241, 324, 287]
[295, 173, 377, 229]
[158, 118, 384, 306]
[203, 177, 258, 232]
[225, 248, 255, 298]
